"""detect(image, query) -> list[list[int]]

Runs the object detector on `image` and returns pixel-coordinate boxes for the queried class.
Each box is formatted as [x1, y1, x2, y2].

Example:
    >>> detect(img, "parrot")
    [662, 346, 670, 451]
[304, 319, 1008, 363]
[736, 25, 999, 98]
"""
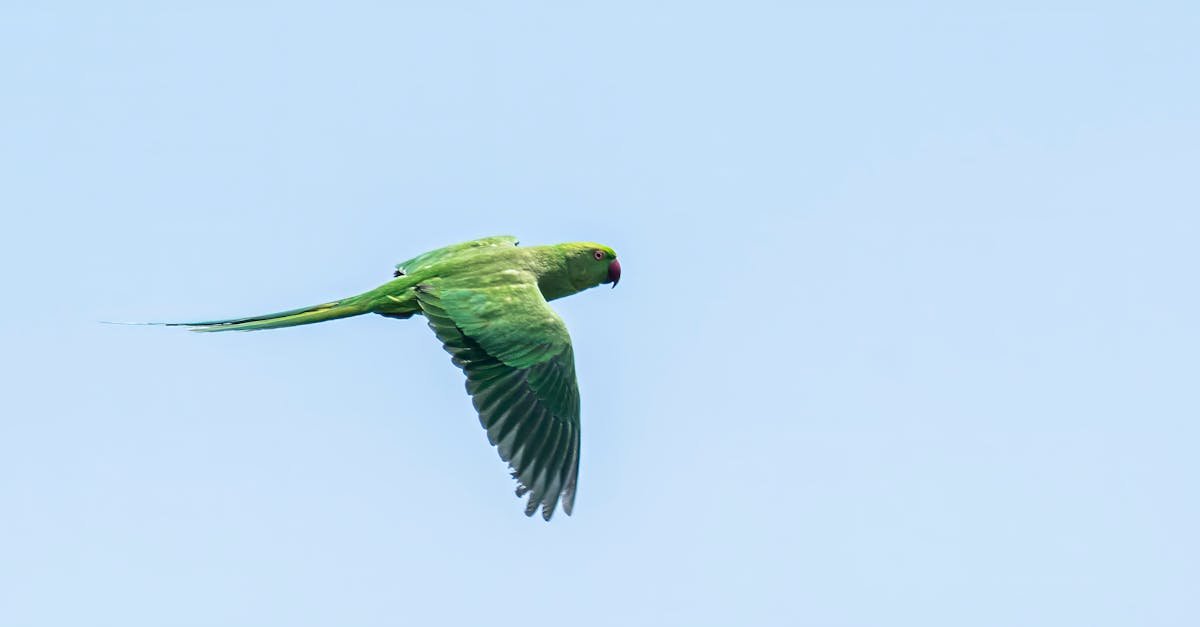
[159, 236, 620, 520]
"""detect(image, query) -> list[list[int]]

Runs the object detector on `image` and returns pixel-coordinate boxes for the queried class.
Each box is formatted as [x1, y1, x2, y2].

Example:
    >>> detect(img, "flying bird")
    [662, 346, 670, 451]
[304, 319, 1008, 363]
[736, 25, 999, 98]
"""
[160, 236, 620, 520]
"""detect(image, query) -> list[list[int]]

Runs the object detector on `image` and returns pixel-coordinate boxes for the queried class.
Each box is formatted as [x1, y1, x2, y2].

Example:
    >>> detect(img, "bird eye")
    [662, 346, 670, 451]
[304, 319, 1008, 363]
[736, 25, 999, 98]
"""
[593, 250, 605, 260]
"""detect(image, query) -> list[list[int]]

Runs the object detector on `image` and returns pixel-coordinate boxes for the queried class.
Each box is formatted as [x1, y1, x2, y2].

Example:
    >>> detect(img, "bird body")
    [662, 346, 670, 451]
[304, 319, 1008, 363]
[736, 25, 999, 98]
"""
[164, 236, 621, 520]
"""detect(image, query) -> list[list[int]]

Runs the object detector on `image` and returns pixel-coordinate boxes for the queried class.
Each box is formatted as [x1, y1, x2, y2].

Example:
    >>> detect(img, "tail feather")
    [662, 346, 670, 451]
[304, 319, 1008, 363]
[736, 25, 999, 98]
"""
[167, 298, 369, 332]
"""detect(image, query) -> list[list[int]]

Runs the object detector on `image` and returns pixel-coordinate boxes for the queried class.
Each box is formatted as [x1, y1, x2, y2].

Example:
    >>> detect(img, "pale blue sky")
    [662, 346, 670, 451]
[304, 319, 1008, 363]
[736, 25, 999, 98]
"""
[2, 3, 1198, 626]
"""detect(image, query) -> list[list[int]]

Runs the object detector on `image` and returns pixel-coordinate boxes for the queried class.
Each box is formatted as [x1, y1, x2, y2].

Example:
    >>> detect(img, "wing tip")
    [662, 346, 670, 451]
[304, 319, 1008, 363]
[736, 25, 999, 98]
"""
[513, 474, 572, 521]
[562, 489, 576, 516]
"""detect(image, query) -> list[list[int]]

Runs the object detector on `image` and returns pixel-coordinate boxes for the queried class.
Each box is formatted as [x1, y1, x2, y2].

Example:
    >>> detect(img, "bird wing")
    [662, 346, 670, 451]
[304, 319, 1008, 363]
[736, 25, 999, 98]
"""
[394, 235, 518, 276]
[415, 272, 581, 520]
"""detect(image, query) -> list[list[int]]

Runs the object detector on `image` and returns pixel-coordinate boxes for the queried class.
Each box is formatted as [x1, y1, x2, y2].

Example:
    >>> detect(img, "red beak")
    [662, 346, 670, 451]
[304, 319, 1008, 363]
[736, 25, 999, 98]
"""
[607, 259, 621, 288]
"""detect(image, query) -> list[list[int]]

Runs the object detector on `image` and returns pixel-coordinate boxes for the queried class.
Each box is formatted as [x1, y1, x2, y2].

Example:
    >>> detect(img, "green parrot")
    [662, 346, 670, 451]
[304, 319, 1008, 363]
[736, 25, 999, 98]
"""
[162, 236, 620, 520]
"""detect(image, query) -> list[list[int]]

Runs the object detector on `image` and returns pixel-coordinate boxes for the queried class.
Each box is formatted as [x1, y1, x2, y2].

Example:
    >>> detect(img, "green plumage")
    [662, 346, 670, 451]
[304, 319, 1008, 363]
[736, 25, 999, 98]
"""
[162, 236, 620, 520]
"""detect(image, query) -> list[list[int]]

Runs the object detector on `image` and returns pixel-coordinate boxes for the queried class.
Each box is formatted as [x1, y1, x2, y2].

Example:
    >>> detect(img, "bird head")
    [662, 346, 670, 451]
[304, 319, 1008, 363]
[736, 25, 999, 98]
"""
[564, 242, 620, 291]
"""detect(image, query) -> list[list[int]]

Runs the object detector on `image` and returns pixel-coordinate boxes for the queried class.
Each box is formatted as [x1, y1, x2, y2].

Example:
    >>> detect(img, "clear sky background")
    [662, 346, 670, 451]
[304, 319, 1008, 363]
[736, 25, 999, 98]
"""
[2, 3, 1198, 626]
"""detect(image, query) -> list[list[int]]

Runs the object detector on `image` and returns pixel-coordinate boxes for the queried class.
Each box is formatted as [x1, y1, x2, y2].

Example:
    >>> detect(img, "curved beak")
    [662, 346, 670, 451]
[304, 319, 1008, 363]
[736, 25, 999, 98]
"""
[606, 259, 621, 288]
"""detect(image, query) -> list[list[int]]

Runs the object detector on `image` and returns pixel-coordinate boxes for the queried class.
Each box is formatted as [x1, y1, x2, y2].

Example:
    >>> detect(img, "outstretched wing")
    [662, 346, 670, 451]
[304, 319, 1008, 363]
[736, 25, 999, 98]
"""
[415, 273, 581, 520]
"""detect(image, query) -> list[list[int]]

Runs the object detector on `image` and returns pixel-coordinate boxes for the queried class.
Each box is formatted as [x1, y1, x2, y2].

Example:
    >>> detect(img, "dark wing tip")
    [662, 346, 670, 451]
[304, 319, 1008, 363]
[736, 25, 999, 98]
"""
[514, 473, 565, 520]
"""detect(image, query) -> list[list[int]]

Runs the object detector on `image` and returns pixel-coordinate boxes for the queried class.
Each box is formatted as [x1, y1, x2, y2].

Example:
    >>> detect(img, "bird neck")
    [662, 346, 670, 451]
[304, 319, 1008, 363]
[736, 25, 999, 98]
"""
[530, 246, 581, 301]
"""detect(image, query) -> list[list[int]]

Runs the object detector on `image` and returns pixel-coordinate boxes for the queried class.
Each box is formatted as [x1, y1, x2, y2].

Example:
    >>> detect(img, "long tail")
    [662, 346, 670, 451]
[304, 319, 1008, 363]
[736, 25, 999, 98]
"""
[165, 296, 370, 332]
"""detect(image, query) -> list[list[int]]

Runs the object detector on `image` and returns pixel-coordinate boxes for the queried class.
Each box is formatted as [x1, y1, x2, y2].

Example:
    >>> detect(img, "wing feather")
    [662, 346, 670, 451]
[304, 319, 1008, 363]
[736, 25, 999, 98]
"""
[394, 235, 518, 276]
